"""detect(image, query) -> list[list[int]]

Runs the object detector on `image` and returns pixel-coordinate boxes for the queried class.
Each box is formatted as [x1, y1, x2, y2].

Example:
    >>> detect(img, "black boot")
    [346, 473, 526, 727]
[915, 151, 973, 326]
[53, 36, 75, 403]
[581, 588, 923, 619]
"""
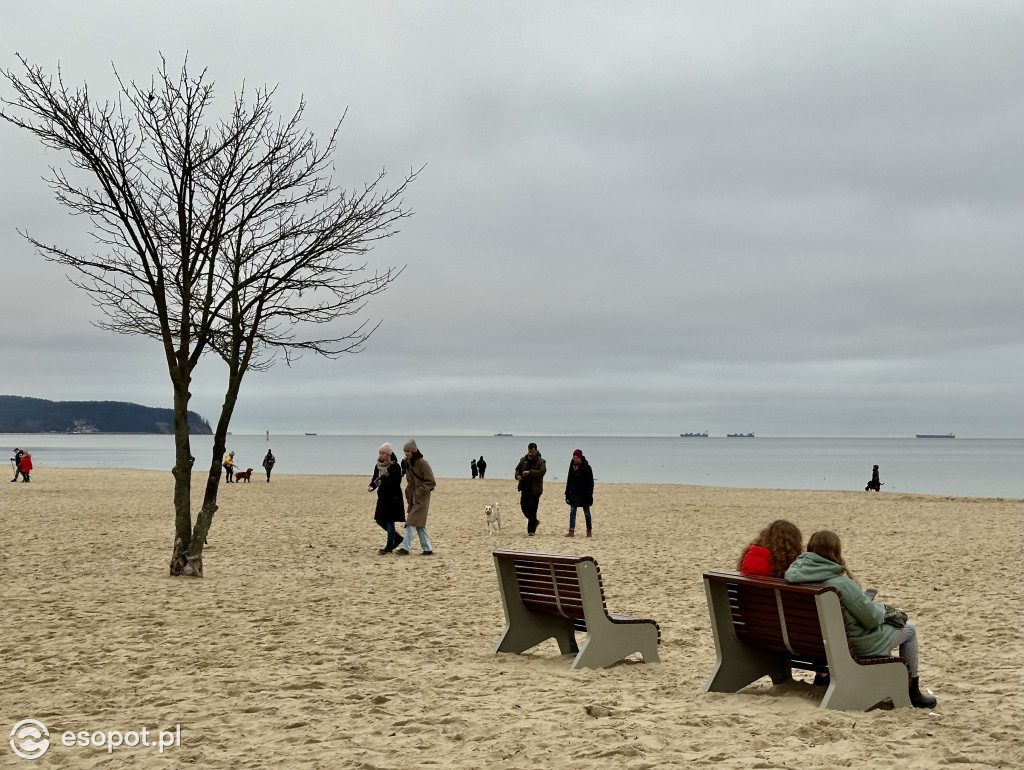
[909, 677, 937, 709]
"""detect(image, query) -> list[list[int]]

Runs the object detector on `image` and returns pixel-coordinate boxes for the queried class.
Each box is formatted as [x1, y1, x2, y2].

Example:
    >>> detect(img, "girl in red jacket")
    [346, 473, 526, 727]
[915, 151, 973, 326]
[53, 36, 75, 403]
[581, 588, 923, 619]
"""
[737, 518, 829, 687]
[737, 519, 802, 578]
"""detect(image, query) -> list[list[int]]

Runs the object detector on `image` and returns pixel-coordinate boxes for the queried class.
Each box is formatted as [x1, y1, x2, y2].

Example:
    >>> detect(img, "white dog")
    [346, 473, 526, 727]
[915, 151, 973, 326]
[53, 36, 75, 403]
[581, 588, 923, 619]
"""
[485, 503, 502, 534]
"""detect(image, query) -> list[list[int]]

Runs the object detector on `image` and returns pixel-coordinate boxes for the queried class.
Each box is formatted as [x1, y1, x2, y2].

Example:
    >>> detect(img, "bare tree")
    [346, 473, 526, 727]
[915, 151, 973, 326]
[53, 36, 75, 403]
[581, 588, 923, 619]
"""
[1, 55, 416, 576]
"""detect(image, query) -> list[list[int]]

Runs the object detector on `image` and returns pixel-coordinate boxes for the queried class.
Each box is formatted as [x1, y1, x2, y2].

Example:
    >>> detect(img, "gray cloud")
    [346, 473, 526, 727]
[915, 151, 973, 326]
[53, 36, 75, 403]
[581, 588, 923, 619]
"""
[2, 1, 1021, 438]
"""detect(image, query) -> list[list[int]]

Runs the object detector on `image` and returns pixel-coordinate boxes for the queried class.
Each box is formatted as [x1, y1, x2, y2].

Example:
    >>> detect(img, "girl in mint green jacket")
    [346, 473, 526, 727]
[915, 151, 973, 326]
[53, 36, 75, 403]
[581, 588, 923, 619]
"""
[785, 530, 937, 709]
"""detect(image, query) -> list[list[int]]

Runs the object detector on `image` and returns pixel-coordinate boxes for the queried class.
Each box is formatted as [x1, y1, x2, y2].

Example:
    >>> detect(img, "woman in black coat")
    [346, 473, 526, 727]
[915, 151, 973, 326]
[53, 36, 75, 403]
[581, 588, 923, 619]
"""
[564, 449, 595, 537]
[368, 443, 406, 554]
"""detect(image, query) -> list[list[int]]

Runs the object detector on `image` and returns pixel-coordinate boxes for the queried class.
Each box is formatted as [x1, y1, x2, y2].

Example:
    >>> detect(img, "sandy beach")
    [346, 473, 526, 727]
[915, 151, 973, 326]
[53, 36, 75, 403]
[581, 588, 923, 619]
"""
[2, 468, 1021, 768]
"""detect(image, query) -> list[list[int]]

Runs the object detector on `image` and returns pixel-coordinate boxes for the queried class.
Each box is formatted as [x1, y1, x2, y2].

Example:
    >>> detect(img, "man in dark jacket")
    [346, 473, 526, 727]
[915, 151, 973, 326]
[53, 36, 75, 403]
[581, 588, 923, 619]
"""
[11, 448, 24, 482]
[514, 442, 546, 535]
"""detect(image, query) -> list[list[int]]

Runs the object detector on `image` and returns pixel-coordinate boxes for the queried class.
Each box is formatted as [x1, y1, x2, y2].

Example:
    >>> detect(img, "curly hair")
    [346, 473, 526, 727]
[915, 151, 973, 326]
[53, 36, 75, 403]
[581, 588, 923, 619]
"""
[737, 519, 803, 578]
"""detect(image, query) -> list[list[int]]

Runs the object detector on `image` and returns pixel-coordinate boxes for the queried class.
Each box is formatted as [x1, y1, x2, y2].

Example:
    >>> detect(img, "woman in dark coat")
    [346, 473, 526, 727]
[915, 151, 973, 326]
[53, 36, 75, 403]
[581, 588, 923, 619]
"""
[564, 449, 594, 537]
[368, 443, 405, 554]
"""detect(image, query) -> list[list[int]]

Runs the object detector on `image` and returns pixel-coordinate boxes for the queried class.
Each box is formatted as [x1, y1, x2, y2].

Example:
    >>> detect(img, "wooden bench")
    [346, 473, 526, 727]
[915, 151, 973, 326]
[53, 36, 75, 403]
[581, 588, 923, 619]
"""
[492, 550, 661, 669]
[702, 571, 911, 710]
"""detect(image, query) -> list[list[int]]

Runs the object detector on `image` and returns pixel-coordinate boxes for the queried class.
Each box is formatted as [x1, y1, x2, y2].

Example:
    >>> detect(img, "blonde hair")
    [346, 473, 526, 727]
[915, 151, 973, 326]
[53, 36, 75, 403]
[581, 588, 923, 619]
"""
[806, 530, 858, 582]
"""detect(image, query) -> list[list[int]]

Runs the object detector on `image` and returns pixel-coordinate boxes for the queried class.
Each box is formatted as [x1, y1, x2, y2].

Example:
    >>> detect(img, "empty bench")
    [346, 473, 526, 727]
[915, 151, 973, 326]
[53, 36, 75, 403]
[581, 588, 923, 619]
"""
[492, 550, 661, 669]
[702, 571, 910, 710]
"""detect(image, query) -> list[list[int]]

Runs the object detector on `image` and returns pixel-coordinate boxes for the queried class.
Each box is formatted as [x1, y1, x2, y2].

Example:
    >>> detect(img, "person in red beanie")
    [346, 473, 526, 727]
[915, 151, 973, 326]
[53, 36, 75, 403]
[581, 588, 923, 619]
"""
[563, 449, 594, 537]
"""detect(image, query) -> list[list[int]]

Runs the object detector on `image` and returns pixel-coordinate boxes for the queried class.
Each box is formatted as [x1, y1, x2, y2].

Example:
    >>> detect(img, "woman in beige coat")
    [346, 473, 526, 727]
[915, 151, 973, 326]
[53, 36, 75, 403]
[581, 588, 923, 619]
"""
[395, 439, 436, 555]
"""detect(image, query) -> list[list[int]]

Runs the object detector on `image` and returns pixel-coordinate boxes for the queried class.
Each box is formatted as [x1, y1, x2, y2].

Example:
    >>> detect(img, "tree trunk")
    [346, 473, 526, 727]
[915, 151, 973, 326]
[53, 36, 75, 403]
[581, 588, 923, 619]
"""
[168, 376, 197, 576]
[180, 370, 245, 577]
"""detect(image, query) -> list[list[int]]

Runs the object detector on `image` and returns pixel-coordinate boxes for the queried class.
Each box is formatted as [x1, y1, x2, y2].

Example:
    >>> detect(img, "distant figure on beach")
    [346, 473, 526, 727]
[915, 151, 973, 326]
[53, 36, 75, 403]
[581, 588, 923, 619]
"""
[368, 443, 406, 554]
[10, 448, 24, 482]
[865, 464, 883, 492]
[739, 519, 828, 686]
[262, 450, 276, 482]
[471, 458, 478, 479]
[477, 456, 487, 479]
[564, 449, 594, 537]
[395, 440, 436, 556]
[18, 451, 32, 482]
[514, 442, 546, 536]
[223, 451, 236, 483]
[786, 530, 938, 709]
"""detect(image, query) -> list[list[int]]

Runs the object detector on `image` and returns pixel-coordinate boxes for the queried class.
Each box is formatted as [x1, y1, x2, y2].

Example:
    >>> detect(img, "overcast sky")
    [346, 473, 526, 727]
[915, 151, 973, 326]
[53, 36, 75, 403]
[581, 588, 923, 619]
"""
[2, 1, 1021, 437]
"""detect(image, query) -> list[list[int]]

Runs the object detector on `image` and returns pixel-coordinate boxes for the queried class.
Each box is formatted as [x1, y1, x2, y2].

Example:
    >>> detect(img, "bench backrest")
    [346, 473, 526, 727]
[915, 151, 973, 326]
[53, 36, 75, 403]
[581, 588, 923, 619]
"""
[703, 571, 833, 662]
[493, 550, 605, 620]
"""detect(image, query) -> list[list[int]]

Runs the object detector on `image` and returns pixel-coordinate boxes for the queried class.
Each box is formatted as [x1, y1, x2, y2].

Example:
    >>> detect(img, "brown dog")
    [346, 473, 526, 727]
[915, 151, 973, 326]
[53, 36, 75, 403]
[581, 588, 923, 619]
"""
[235, 468, 254, 483]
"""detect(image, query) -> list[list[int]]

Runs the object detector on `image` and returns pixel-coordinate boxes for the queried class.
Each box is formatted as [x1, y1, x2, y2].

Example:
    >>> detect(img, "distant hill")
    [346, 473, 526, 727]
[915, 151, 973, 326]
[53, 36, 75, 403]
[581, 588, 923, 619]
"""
[0, 395, 213, 434]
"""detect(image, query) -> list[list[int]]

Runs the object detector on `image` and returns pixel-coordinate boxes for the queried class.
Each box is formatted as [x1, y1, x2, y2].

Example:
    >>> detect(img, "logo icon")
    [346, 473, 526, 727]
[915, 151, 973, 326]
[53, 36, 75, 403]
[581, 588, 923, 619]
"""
[10, 720, 50, 760]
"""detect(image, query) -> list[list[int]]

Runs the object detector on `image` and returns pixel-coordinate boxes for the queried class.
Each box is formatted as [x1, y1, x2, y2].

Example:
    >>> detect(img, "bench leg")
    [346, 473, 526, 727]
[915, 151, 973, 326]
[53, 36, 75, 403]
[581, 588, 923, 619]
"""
[703, 646, 792, 692]
[818, 661, 911, 710]
[571, 622, 660, 670]
[816, 594, 912, 710]
[494, 614, 579, 656]
[702, 578, 792, 693]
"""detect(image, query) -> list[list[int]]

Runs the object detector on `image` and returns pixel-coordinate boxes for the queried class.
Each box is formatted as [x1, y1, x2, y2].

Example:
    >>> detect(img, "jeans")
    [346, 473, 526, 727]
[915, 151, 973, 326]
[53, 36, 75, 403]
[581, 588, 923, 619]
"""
[376, 520, 402, 550]
[402, 526, 432, 552]
[569, 506, 592, 531]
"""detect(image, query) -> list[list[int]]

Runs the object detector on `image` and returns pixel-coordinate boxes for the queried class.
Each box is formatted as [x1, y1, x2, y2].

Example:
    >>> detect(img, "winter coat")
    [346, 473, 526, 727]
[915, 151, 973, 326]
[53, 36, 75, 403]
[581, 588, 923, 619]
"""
[262, 453, 276, 470]
[564, 459, 594, 507]
[19, 455, 32, 473]
[403, 453, 436, 528]
[739, 545, 772, 576]
[514, 453, 546, 495]
[371, 453, 405, 524]
[785, 552, 895, 658]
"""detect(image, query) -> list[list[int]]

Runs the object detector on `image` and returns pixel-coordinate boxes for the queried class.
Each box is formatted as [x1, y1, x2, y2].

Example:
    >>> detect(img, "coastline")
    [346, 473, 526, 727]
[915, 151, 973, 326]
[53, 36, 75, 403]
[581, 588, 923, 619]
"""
[4, 433, 1022, 498]
[2, 469, 1021, 767]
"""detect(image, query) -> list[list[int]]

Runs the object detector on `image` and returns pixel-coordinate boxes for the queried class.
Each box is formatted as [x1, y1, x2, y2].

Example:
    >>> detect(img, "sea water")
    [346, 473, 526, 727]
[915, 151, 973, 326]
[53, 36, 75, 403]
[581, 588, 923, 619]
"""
[3, 433, 1021, 499]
